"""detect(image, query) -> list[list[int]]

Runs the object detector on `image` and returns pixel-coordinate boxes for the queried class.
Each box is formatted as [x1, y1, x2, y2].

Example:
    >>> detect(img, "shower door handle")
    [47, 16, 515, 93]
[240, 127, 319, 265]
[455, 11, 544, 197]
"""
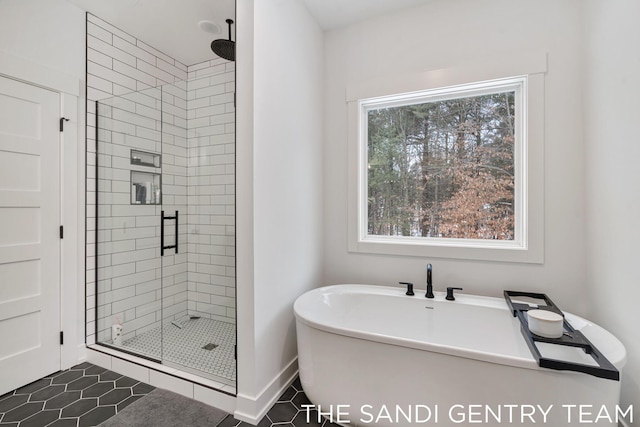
[161, 210, 179, 256]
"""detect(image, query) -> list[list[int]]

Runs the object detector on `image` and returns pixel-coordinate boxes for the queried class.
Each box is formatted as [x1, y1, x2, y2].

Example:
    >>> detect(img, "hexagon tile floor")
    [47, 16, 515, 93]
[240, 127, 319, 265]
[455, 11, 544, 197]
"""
[217, 377, 341, 427]
[0, 362, 155, 427]
[0, 363, 339, 427]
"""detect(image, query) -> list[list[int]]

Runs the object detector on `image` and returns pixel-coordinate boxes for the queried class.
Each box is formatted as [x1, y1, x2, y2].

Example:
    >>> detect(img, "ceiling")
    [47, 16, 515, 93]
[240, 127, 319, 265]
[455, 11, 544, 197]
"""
[67, 0, 431, 66]
[67, 0, 236, 66]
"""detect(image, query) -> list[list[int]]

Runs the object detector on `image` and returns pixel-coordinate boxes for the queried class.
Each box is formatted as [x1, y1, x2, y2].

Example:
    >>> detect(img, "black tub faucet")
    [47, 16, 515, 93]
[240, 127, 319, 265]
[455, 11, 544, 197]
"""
[426, 264, 434, 298]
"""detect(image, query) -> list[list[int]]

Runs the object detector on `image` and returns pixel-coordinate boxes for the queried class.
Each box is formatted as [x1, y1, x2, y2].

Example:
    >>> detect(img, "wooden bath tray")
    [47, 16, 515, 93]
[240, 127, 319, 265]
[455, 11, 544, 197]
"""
[504, 290, 619, 381]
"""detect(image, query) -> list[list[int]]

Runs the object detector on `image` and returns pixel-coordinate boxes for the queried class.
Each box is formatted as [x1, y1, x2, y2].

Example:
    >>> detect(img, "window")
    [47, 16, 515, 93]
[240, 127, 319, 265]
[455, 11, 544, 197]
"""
[365, 78, 523, 242]
[347, 56, 545, 263]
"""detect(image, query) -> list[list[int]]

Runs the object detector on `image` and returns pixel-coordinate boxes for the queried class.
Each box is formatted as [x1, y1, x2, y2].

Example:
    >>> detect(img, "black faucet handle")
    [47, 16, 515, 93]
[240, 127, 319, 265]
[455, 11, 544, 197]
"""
[446, 287, 463, 301]
[399, 282, 414, 296]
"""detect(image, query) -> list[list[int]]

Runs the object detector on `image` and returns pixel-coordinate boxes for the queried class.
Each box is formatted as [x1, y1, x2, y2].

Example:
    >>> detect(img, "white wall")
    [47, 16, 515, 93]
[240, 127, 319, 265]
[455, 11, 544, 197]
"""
[322, 0, 588, 312]
[584, 0, 640, 421]
[236, 0, 324, 420]
[0, 0, 86, 361]
[0, 0, 85, 81]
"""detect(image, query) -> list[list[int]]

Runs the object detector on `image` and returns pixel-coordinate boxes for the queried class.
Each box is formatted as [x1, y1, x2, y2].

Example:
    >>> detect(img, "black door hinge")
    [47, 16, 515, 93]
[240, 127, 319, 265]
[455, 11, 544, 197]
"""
[60, 331, 64, 345]
[59, 117, 69, 132]
[234, 345, 237, 360]
[59, 225, 64, 239]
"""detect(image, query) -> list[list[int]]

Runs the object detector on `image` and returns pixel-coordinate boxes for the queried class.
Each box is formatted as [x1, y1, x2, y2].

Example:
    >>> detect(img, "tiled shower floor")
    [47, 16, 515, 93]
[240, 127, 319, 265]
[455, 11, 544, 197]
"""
[120, 317, 236, 385]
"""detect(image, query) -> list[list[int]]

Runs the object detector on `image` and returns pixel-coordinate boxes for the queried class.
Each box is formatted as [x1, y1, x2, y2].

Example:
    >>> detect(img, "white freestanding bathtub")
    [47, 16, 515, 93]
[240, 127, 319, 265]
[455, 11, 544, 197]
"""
[294, 285, 627, 426]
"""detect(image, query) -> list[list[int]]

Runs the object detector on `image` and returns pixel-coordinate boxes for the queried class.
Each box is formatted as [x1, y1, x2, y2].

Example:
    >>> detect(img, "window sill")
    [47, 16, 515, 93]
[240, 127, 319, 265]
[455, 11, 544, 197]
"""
[349, 235, 543, 264]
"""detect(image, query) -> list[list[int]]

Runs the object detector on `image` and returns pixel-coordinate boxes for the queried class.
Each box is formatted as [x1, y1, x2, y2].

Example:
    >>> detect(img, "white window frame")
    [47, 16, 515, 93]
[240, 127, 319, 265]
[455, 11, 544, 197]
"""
[347, 52, 546, 263]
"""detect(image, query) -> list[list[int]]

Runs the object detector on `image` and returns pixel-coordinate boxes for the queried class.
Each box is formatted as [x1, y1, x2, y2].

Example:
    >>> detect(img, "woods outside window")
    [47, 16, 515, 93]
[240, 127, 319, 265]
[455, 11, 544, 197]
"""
[364, 78, 524, 244]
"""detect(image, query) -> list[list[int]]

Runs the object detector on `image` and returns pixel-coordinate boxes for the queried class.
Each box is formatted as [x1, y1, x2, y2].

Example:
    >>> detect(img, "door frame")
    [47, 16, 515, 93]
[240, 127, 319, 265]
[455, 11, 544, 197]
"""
[0, 51, 84, 372]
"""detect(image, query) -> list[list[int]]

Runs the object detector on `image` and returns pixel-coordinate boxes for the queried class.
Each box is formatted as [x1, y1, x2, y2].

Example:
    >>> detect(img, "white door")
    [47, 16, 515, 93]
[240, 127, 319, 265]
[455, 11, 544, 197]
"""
[0, 75, 61, 395]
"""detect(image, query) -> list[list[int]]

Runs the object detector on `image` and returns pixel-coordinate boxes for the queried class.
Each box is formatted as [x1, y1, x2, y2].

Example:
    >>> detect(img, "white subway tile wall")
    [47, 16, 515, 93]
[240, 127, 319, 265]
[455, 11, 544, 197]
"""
[93, 78, 189, 348]
[186, 59, 236, 324]
[86, 14, 236, 355]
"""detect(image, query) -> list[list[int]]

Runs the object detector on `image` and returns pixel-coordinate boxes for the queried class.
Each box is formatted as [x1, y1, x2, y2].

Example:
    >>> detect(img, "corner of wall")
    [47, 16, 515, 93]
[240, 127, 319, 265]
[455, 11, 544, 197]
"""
[582, 0, 640, 423]
[234, 358, 298, 423]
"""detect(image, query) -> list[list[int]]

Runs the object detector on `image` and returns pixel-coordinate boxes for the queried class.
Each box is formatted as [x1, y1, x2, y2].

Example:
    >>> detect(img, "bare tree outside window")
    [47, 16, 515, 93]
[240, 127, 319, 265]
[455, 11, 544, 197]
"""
[366, 91, 516, 240]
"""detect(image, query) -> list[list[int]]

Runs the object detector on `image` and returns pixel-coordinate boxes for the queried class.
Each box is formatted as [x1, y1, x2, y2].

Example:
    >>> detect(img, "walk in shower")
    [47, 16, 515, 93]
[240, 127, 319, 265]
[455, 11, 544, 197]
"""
[90, 62, 236, 389]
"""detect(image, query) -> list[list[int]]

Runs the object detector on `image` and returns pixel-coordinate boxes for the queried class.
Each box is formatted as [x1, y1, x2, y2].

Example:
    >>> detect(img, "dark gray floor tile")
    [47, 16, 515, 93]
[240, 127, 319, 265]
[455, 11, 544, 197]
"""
[98, 371, 121, 382]
[257, 417, 273, 427]
[292, 391, 311, 409]
[20, 410, 60, 427]
[29, 385, 66, 402]
[0, 391, 16, 401]
[266, 401, 298, 423]
[83, 365, 107, 376]
[48, 419, 79, 427]
[51, 371, 84, 386]
[131, 383, 154, 395]
[234, 418, 272, 427]
[114, 376, 137, 388]
[60, 398, 97, 418]
[78, 405, 116, 427]
[0, 422, 19, 427]
[44, 371, 67, 380]
[2, 402, 44, 422]
[15, 379, 51, 395]
[115, 395, 142, 412]
[277, 386, 297, 402]
[99, 388, 131, 406]
[82, 382, 114, 399]
[44, 391, 82, 410]
[71, 363, 93, 371]
[0, 394, 29, 413]
[292, 377, 302, 391]
[229, 417, 271, 427]
[67, 376, 98, 391]
[294, 410, 323, 427]
[216, 415, 241, 427]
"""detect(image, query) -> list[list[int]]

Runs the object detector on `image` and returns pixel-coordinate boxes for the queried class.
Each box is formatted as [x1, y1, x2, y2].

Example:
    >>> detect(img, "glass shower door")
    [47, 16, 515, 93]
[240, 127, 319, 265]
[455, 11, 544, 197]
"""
[157, 80, 191, 370]
[95, 86, 164, 360]
[94, 72, 237, 389]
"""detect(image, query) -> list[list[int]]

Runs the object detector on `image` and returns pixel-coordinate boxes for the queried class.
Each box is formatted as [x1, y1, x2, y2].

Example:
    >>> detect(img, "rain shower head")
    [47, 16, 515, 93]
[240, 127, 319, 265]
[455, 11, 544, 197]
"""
[211, 19, 235, 61]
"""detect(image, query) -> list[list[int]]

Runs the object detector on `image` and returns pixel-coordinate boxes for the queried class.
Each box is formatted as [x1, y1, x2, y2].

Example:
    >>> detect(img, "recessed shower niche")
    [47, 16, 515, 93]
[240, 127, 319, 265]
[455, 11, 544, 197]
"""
[130, 150, 162, 205]
[88, 23, 237, 389]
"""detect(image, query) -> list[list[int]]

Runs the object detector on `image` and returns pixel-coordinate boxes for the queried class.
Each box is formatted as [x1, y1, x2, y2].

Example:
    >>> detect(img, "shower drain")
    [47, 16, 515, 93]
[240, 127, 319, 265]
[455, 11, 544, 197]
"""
[202, 343, 218, 350]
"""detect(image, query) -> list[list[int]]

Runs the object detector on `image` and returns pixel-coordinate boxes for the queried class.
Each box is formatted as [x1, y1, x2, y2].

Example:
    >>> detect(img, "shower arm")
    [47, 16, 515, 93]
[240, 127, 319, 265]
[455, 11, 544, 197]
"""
[226, 19, 233, 41]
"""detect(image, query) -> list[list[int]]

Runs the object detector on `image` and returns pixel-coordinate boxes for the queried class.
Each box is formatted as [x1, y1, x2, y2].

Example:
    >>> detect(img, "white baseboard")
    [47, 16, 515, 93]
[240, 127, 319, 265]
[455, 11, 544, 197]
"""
[234, 357, 298, 424]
